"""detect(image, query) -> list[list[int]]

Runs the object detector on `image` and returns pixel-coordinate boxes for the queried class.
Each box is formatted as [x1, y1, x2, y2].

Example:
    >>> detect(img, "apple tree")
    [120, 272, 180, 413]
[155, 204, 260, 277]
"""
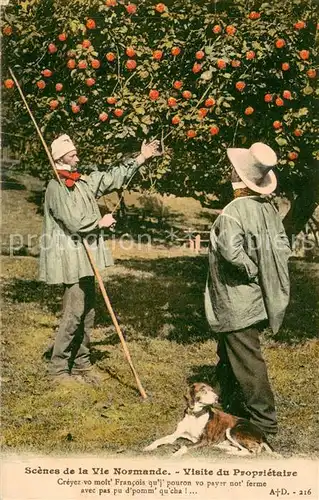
[2, 0, 319, 237]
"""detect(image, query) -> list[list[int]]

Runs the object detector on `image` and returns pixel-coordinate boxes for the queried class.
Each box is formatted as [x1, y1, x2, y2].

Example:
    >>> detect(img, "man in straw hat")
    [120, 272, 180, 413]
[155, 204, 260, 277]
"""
[205, 142, 291, 436]
[39, 134, 160, 384]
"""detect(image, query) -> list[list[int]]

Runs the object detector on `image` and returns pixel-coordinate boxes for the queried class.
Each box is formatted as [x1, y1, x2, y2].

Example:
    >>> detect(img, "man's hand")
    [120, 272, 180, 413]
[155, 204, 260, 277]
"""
[136, 139, 162, 165]
[141, 139, 161, 159]
[98, 213, 116, 229]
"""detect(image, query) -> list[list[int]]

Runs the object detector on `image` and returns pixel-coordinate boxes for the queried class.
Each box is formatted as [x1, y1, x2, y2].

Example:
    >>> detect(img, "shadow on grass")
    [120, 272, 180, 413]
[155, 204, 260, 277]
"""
[2, 258, 318, 345]
[27, 191, 45, 215]
[2, 279, 64, 315]
[1, 176, 26, 191]
[95, 256, 212, 344]
[273, 261, 319, 343]
[187, 364, 218, 387]
[100, 205, 195, 246]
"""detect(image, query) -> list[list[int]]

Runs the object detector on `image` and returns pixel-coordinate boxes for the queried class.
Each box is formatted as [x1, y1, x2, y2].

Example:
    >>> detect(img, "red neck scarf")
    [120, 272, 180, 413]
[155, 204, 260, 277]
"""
[233, 187, 256, 199]
[57, 170, 81, 188]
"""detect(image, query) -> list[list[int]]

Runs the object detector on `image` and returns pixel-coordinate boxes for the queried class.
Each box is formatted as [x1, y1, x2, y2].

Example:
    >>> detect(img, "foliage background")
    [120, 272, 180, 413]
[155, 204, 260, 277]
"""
[2, 0, 319, 202]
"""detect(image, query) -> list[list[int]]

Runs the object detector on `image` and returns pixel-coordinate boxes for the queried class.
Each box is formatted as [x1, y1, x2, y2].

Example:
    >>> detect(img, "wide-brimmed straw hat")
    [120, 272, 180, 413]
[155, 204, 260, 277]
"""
[227, 142, 278, 194]
[51, 134, 76, 161]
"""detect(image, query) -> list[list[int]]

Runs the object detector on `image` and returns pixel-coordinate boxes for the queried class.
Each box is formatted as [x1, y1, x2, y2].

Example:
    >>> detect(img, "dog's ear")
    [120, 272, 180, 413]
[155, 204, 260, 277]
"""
[190, 383, 198, 399]
[184, 384, 194, 406]
[183, 393, 190, 406]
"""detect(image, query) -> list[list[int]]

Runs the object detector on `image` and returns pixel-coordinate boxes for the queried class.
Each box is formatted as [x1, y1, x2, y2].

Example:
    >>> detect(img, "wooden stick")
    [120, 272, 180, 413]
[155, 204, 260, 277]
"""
[83, 241, 147, 399]
[9, 67, 148, 400]
[8, 68, 62, 187]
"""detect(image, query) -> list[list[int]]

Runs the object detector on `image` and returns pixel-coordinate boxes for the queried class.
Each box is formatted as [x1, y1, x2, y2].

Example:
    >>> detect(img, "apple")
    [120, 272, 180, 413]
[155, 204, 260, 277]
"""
[91, 59, 101, 69]
[86, 78, 95, 86]
[182, 90, 192, 99]
[48, 43, 57, 54]
[205, 98, 215, 107]
[171, 47, 181, 56]
[99, 112, 108, 121]
[149, 89, 160, 100]
[107, 97, 117, 105]
[4, 79, 14, 89]
[78, 96, 88, 104]
[210, 125, 219, 135]
[86, 19, 96, 29]
[173, 80, 183, 89]
[106, 52, 116, 62]
[114, 108, 124, 117]
[49, 100, 59, 109]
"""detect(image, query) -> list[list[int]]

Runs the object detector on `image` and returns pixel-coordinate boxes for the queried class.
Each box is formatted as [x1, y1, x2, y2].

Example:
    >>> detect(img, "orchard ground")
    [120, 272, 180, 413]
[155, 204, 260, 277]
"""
[1, 174, 319, 458]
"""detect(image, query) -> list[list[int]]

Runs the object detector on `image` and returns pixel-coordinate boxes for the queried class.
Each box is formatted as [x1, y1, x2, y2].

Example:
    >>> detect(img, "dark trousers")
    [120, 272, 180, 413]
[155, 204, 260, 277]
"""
[49, 277, 95, 376]
[216, 323, 278, 435]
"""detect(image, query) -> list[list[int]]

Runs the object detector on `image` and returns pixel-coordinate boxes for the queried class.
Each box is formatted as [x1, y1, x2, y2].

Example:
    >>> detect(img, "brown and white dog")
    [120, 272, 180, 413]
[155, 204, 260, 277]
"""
[143, 383, 274, 457]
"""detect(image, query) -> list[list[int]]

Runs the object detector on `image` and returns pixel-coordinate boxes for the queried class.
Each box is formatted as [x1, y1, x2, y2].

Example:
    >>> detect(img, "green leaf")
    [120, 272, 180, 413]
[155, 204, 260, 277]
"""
[296, 107, 309, 117]
[103, 132, 113, 140]
[70, 20, 79, 33]
[135, 107, 145, 115]
[200, 70, 213, 81]
[275, 137, 288, 146]
[141, 124, 149, 135]
[252, 42, 263, 51]
[141, 115, 153, 125]
[139, 71, 149, 79]
[303, 86, 313, 95]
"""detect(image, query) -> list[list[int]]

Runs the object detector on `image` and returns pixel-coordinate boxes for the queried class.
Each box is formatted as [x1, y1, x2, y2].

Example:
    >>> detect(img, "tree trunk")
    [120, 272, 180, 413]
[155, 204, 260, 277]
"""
[283, 161, 319, 244]
[118, 188, 127, 219]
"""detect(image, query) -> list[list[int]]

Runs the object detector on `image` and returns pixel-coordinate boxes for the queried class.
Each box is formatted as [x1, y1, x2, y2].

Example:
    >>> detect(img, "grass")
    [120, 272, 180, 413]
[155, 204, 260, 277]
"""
[1, 255, 319, 458]
[1, 179, 319, 459]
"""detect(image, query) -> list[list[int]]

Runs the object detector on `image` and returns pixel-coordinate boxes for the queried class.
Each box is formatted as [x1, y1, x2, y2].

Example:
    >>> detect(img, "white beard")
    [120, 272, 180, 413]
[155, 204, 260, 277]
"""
[55, 162, 72, 171]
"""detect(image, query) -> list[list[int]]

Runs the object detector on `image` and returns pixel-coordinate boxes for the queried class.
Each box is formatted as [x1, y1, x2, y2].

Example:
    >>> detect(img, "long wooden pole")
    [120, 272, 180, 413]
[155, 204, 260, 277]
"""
[9, 67, 148, 400]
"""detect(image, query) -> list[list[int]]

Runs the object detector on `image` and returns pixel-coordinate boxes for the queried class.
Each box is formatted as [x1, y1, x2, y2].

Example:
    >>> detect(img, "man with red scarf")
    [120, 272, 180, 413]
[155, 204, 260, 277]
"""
[40, 134, 160, 384]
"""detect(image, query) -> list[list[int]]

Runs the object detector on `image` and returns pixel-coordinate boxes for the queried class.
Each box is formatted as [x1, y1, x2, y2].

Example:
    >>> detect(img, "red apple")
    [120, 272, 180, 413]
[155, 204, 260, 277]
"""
[49, 100, 59, 109]
[48, 43, 57, 54]
[99, 112, 109, 121]
[210, 125, 219, 135]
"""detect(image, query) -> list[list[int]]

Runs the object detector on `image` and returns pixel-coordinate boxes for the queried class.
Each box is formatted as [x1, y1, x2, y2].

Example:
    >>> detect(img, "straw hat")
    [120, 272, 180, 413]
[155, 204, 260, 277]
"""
[227, 142, 278, 194]
[51, 134, 76, 161]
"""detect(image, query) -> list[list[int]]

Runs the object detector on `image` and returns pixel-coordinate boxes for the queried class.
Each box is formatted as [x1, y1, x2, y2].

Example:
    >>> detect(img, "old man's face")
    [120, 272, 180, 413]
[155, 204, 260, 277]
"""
[62, 150, 79, 169]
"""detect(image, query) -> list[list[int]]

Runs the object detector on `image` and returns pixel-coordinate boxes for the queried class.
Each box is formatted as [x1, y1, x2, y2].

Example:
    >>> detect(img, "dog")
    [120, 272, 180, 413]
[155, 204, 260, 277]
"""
[143, 382, 275, 457]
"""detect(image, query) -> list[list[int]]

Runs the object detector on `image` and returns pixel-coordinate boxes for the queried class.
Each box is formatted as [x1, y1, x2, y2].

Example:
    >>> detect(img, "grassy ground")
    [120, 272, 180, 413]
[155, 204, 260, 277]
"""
[1, 254, 319, 458]
[1, 179, 319, 459]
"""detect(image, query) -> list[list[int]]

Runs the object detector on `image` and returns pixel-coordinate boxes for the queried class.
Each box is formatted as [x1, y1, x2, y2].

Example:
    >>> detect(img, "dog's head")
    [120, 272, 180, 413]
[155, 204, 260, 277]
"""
[185, 383, 219, 411]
